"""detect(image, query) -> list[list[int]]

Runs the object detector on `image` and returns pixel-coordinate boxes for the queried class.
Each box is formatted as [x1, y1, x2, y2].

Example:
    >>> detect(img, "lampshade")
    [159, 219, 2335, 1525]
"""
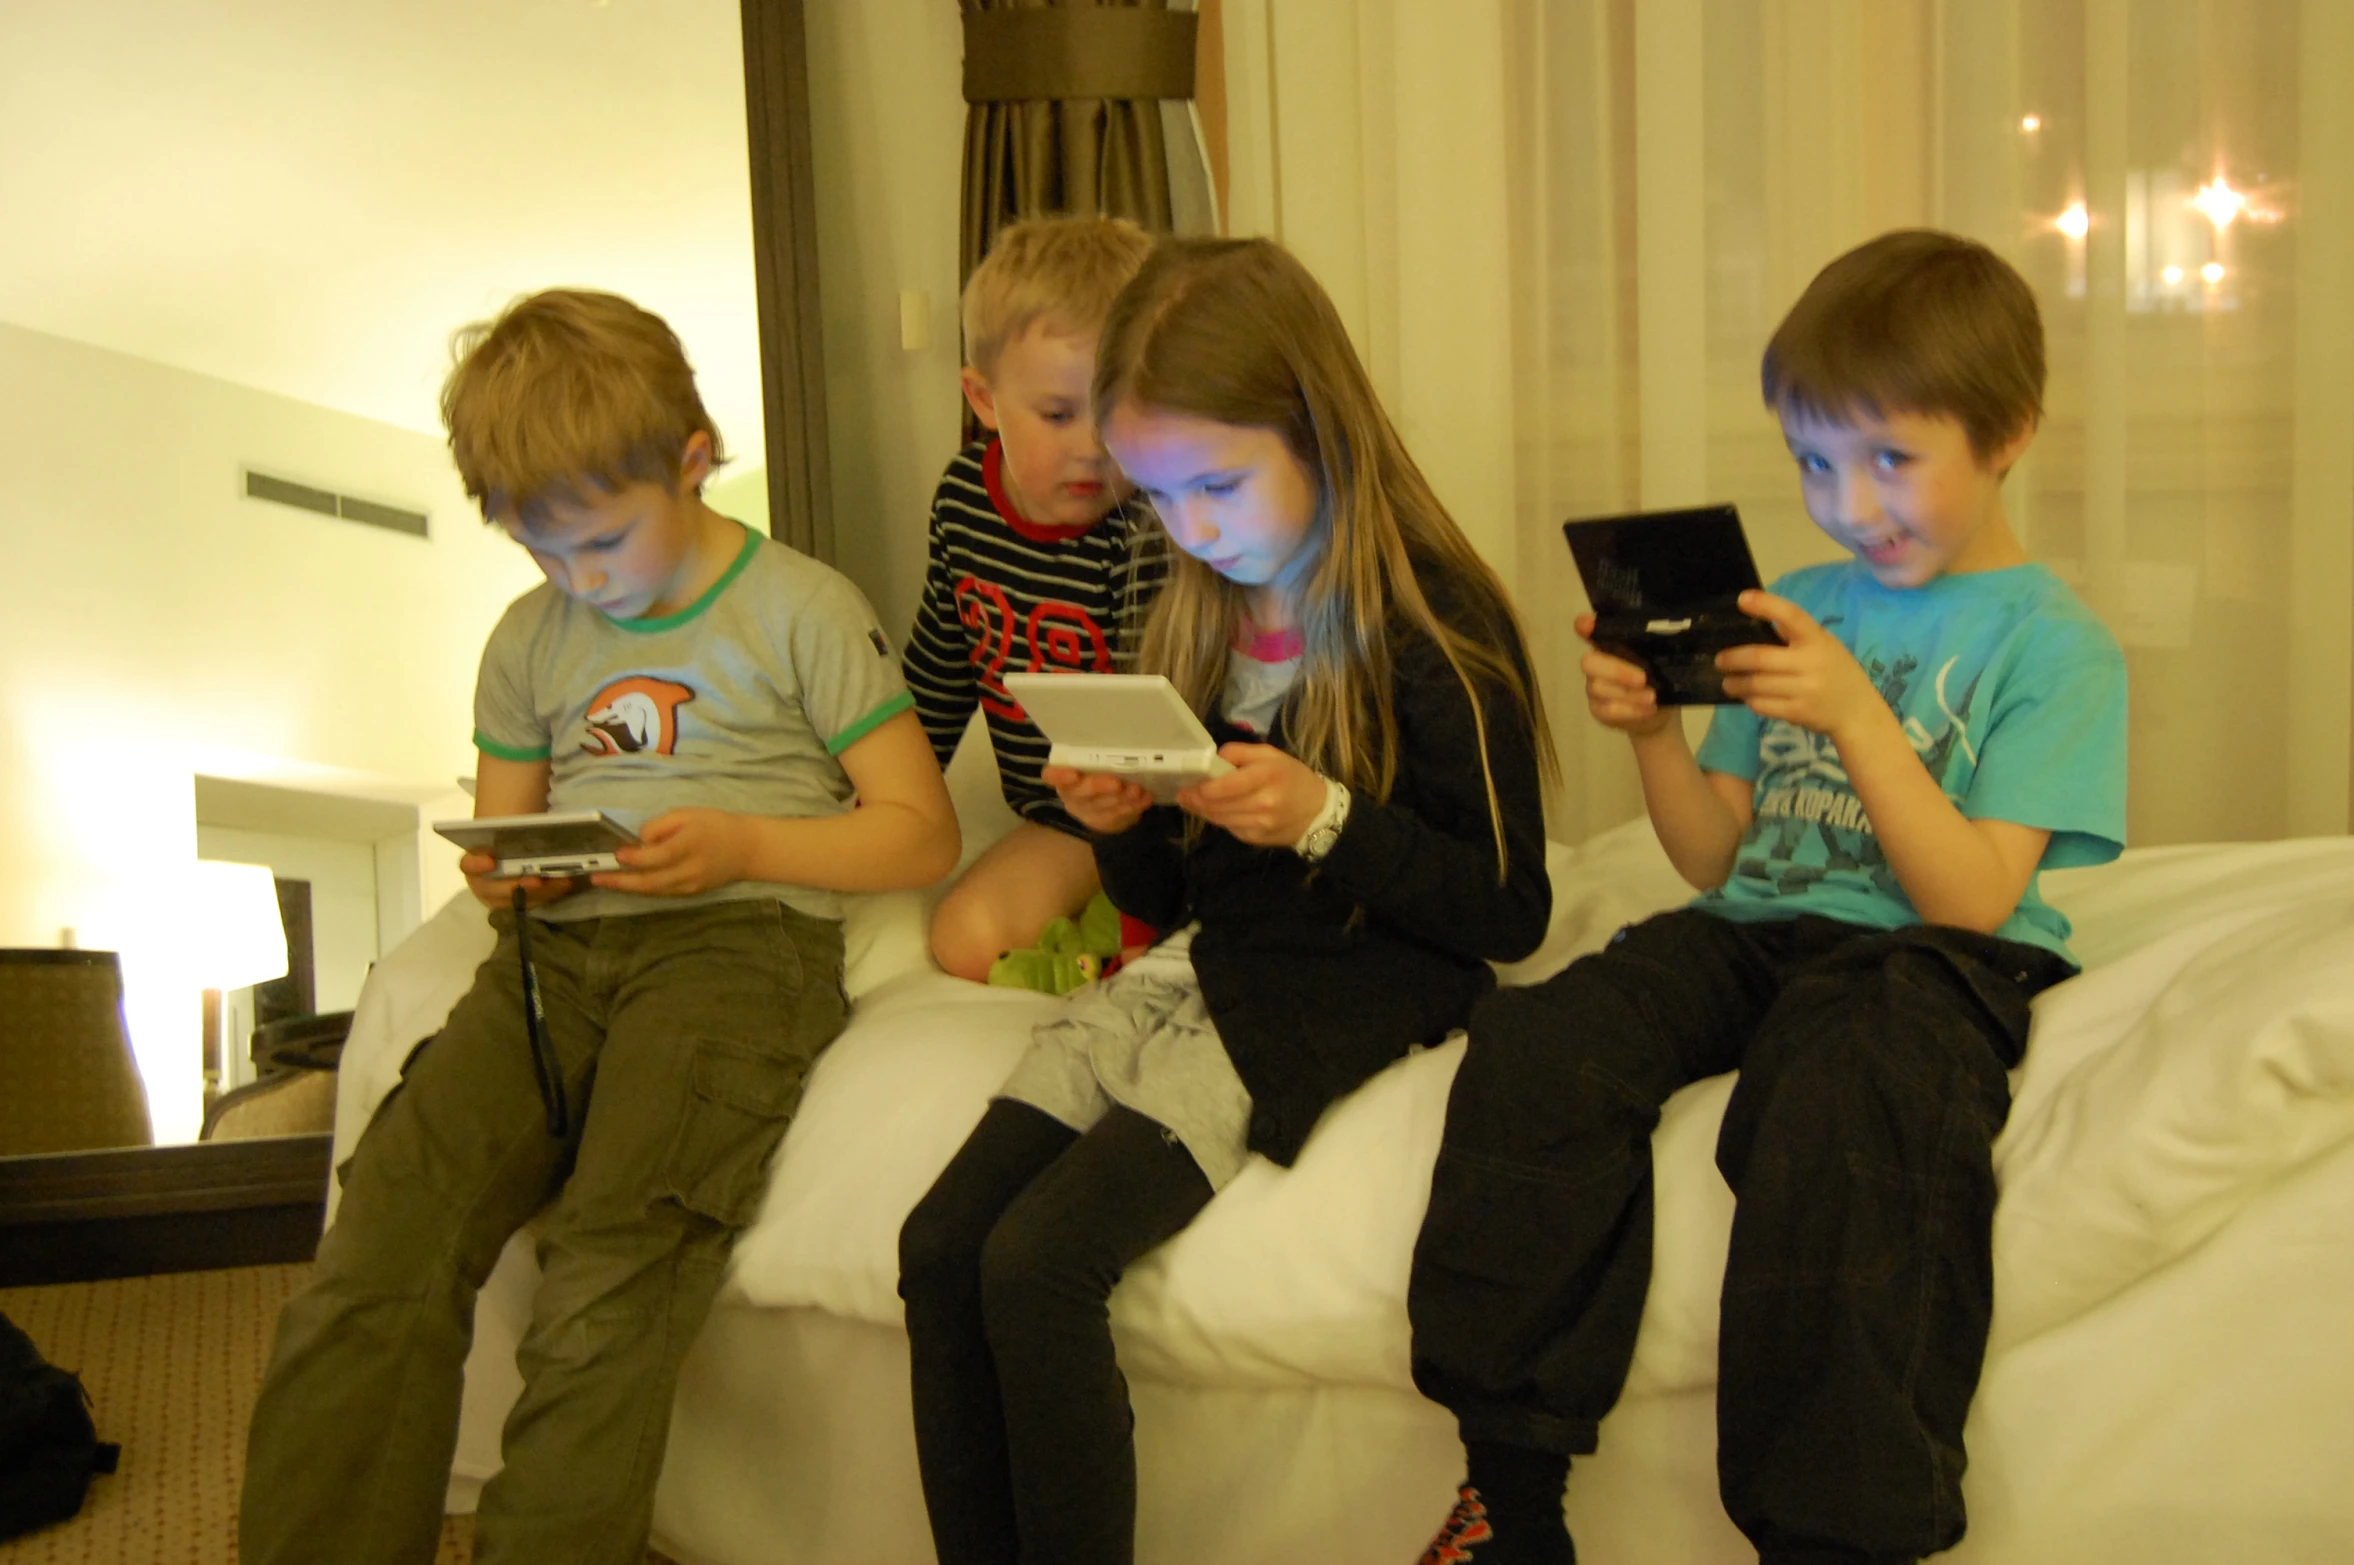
[190, 859, 290, 992]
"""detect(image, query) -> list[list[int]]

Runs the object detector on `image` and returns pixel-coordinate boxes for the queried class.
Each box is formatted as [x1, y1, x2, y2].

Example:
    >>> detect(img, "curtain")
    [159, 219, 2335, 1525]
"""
[959, 0, 1217, 290]
[1221, 0, 2354, 847]
[741, 0, 834, 560]
[1494, 0, 2354, 846]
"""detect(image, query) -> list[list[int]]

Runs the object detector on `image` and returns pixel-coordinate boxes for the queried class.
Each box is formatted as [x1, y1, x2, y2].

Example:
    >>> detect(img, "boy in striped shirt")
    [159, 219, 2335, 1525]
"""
[905, 215, 1165, 980]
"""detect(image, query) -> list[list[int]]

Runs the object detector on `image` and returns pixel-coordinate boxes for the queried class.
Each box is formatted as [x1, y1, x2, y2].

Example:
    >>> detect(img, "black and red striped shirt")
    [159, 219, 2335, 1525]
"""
[903, 438, 1166, 828]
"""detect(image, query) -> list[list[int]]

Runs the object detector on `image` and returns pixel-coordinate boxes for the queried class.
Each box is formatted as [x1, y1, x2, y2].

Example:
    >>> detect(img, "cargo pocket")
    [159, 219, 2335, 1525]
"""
[659, 1039, 810, 1227]
[334, 1031, 443, 1191]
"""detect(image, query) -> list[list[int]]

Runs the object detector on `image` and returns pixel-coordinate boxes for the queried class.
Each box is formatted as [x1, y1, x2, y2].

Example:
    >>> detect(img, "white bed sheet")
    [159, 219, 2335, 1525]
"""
[335, 820, 2354, 1563]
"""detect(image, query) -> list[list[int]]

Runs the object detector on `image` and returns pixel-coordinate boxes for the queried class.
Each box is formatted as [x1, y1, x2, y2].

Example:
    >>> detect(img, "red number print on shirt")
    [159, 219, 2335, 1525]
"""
[953, 574, 1110, 720]
[1026, 602, 1112, 676]
[956, 577, 1020, 717]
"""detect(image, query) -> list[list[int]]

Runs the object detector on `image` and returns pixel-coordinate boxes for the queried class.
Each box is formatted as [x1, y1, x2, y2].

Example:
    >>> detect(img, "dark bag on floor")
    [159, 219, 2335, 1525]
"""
[0, 1308, 118, 1540]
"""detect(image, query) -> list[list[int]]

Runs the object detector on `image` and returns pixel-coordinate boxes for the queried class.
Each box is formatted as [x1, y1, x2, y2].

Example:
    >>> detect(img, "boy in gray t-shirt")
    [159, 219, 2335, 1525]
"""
[241, 289, 960, 1565]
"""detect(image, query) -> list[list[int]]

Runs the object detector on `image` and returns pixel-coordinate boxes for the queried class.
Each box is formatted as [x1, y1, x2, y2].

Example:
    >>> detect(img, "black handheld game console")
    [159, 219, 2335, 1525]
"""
[1561, 504, 1782, 705]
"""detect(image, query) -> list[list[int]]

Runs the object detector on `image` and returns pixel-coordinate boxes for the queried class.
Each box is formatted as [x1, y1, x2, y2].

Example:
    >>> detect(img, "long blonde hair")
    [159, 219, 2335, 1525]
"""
[1093, 238, 1557, 876]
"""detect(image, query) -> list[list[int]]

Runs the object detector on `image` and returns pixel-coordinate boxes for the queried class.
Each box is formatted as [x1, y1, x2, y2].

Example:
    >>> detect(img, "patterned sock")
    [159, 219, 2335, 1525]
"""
[1415, 1444, 1575, 1564]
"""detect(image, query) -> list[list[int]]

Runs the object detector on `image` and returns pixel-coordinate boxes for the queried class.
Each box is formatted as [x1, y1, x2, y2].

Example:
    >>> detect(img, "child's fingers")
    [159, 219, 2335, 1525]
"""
[1071, 802, 1148, 835]
[634, 810, 686, 842]
[1715, 642, 1784, 675]
[500, 874, 581, 907]
[1183, 767, 1253, 804]
[1050, 770, 1128, 811]
[613, 833, 683, 870]
[1581, 646, 1651, 689]
[1197, 742, 1301, 800]
[1574, 610, 1598, 641]
[1736, 589, 1814, 642]
[1061, 774, 1152, 831]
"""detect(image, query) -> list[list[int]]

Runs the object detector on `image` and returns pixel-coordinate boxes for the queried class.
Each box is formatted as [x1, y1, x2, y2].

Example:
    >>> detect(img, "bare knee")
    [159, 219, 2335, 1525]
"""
[929, 831, 1098, 980]
[929, 891, 1022, 981]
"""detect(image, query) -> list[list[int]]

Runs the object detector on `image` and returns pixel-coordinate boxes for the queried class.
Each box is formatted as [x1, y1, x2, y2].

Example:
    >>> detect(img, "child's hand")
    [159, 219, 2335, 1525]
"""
[1174, 743, 1326, 848]
[1716, 590, 1884, 739]
[1044, 765, 1154, 835]
[1576, 611, 1675, 737]
[462, 854, 582, 910]
[591, 808, 752, 896]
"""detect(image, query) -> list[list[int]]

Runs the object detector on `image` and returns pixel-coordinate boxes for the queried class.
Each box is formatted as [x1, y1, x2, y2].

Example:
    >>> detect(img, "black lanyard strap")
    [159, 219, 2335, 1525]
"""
[511, 886, 570, 1138]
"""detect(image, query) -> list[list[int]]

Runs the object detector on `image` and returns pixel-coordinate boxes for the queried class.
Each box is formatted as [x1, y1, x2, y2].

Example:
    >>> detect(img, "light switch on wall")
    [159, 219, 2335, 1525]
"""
[900, 290, 932, 353]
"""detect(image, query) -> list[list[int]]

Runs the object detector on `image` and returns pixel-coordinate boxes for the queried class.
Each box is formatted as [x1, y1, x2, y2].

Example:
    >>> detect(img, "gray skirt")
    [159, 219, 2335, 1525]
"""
[995, 925, 1256, 1190]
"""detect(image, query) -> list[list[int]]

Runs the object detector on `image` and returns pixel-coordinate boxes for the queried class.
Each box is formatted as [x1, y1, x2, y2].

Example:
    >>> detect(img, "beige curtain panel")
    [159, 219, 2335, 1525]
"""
[958, 0, 1205, 288]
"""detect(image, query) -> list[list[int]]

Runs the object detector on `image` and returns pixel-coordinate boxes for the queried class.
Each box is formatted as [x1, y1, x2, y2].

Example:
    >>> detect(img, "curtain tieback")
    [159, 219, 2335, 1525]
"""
[962, 7, 1198, 102]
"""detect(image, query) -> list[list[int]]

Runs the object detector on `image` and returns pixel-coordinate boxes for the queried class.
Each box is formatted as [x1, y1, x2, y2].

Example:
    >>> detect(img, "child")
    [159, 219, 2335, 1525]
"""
[239, 289, 960, 1565]
[903, 214, 1164, 980]
[1405, 230, 2128, 1565]
[896, 236, 1558, 1565]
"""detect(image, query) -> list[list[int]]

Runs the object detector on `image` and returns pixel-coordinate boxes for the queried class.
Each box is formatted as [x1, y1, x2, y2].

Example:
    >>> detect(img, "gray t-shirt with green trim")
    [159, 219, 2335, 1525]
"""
[472, 523, 913, 924]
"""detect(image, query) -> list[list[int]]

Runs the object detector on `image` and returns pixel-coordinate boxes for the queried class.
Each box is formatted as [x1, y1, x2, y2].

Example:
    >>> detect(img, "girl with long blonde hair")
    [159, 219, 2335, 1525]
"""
[898, 237, 1556, 1565]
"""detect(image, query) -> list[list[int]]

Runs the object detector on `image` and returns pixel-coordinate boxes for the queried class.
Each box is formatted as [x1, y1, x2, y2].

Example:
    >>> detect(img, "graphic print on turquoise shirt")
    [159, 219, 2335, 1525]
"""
[1692, 560, 2129, 962]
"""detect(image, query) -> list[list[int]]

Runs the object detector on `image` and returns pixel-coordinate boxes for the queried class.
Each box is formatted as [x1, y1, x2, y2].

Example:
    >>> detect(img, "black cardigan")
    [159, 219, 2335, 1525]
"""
[1091, 594, 1552, 1166]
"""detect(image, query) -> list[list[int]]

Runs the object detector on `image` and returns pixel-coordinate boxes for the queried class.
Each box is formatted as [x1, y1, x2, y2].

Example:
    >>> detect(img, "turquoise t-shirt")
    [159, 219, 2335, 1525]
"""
[1692, 560, 2127, 962]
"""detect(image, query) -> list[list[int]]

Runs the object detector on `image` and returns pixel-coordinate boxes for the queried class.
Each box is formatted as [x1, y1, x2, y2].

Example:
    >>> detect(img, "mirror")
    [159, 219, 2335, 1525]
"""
[0, 1, 777, 1153]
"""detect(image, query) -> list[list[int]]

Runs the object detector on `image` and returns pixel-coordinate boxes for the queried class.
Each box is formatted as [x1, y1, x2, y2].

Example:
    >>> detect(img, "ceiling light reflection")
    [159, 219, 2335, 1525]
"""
[2191, 178, 2247, 230]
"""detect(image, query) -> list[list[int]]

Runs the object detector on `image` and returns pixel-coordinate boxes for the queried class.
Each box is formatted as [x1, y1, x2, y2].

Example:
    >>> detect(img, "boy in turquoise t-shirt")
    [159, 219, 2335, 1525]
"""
[1406, 231, 2127, 1565]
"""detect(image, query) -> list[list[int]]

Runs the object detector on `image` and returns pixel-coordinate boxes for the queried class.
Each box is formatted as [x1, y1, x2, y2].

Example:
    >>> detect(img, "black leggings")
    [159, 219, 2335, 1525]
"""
[898, 1099, 1214, 1565]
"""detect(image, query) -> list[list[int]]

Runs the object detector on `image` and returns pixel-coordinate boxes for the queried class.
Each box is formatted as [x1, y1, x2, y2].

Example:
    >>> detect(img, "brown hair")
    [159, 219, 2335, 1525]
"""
[962, 215, 1156, 378]
[1094, 237, 1557, 878]
[441, 288, 724, 522]
[1762, 229, 2044, 461]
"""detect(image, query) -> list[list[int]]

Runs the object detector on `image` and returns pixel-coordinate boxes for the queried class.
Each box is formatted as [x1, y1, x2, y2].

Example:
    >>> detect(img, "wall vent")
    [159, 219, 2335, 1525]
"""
[243, 469, 430, 539]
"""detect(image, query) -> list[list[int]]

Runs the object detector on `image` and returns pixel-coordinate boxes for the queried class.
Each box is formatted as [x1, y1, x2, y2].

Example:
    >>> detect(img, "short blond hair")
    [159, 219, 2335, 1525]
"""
[1762, 230, 2044, 461]
[441, 288, 725, 521]
[961, 215, 1155, 378]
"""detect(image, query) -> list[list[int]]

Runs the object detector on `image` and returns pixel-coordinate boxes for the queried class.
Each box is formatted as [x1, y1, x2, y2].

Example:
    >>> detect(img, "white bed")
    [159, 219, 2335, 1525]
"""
[332, 767, 2354, 1565]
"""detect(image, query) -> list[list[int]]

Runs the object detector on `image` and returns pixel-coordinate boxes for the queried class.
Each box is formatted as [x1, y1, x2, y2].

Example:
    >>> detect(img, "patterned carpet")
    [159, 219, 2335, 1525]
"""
[0, 1265, 675, 1563]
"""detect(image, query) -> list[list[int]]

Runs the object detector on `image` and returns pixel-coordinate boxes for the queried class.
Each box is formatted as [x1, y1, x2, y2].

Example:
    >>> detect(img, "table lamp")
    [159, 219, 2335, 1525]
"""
[192, 859, 290, 1107]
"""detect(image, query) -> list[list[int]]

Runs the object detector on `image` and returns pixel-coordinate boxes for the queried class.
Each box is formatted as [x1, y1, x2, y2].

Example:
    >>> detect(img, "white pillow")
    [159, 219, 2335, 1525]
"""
[728, 972, 1060, 1316]
[1992, 883, 2354, 1349]
[729, 814, 1715, 1395]
[2041, 834, 2354, 970]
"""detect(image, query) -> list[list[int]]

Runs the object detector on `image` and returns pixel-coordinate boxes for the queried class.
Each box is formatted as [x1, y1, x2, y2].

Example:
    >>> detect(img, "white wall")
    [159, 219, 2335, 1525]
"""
[0, 320, 536, 1141]
[803, 0, 969, 638]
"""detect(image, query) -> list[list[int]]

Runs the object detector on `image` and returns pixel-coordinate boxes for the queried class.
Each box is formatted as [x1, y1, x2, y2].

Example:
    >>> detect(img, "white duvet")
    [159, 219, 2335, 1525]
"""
[340, 822, 2354, 1396]
[336, 821, 2354, 1561]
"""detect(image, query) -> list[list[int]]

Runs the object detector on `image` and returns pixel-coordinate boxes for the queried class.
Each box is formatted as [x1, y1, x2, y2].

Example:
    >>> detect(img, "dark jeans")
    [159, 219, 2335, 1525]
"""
[898, 1099, 1214, 1565]
[1408, 910, 2071, 1563]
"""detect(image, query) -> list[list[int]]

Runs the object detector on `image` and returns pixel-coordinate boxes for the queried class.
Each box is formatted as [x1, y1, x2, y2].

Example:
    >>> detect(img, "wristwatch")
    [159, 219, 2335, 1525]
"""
[1294, 775, 1352, 863]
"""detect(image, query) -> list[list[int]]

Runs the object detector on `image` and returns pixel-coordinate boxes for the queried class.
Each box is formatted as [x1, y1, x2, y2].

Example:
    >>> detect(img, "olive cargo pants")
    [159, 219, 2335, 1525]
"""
[240, 898, 846, 1565]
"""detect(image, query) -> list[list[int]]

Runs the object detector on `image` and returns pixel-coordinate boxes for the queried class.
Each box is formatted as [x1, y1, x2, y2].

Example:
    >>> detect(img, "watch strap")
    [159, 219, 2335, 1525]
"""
[1293, 775, 1352, 862]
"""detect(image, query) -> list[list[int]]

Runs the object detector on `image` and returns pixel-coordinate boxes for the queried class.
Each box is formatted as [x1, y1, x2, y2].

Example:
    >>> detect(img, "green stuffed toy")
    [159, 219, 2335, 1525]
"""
[986, 892, 1125, 996]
